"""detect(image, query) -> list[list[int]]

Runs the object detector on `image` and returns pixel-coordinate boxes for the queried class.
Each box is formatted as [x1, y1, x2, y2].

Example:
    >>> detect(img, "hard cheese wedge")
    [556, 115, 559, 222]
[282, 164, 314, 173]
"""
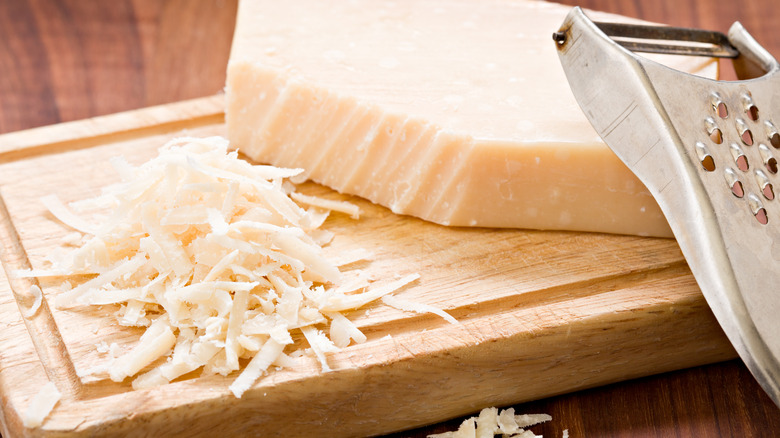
[225, 0, 717, 237]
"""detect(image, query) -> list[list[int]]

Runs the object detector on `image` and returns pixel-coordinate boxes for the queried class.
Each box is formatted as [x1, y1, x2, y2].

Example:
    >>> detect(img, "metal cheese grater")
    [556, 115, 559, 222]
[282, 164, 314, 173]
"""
[553, 7, 780, 407]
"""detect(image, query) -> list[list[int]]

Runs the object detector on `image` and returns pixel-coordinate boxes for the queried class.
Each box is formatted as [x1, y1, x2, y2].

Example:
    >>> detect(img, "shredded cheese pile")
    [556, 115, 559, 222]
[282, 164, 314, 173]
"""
[428, 407, 565, 438]
[28, 136, 427, 397]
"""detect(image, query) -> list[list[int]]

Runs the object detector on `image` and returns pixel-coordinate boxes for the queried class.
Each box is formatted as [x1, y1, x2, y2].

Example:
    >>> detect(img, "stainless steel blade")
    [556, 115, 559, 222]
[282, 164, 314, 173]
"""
[554, 7, 780, 407]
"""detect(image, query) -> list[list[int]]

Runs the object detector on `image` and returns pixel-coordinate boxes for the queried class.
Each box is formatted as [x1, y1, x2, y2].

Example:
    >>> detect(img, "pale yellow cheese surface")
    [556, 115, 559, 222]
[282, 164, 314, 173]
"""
[226, 0, 716, 237]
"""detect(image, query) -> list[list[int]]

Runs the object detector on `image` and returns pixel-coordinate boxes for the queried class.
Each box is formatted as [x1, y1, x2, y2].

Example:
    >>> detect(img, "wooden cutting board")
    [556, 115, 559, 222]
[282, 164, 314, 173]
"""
[0, 95, 736, 438]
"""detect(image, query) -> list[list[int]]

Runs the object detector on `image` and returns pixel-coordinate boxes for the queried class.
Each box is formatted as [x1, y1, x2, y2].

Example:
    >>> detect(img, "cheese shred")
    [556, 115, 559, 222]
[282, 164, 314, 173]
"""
[427, 407, 555, 438]
[22, 381, 61, 428]
[37, 136, 429, 398]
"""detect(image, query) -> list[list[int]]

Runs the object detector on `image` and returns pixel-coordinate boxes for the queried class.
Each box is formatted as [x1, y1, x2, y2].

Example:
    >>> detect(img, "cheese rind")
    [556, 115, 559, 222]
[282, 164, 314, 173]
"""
[226, 0, 716, 237]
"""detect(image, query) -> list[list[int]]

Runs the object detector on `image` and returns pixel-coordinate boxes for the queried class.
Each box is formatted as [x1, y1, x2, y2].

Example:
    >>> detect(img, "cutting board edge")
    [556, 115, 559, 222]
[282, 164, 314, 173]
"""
[0, 95, 225, 165]
[8, 277, 736, 437]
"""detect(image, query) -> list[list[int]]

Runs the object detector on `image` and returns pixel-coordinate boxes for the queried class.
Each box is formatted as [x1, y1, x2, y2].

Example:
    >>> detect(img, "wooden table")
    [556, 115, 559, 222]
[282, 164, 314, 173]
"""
[1, 1, 778, 436]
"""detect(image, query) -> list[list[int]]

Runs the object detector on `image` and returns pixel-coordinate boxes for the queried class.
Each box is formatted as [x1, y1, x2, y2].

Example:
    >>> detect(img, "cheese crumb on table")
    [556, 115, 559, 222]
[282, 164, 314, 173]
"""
[21, 381, 61, 428]
[27, 136, 451, 397]
[427, 407, 557, 438]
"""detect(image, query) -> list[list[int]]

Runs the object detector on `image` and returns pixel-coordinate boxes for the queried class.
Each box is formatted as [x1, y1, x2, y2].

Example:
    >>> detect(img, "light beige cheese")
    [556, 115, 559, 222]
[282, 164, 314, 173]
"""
[225, 0, 716, 237]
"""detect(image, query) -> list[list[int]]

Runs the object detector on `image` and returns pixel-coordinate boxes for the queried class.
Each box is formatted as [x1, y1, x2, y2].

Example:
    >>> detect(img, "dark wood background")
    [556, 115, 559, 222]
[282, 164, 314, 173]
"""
[1, 1, 779, 436]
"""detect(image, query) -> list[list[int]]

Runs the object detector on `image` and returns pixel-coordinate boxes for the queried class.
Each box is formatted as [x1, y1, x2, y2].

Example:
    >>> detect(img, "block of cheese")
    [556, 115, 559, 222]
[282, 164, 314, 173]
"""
[225, 0, 716, 237]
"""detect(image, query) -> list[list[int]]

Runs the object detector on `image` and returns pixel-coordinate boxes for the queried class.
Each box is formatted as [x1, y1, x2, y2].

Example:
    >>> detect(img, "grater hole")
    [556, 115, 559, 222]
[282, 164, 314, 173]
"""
[748, 193, 767, 224]
[725, 168, 743, 197]
[701, 155, 716, 171]
[732, 180, 745, 198]
[695, 142, 715, 171]
[755, 208, 768, 225]
[736, 155, 749, 172]
[771, 132, 780, 148]
[742, 129, 754, 146]
[730, 143, 750, 172]
[710, 128, 723, 144]
[767, 157, 778, 174]
[710, 93, 728, 118]
[747, 105, 759, 121]
[755, 170, 773, 200]
[758, 144, 777, 174]
[763, 183, 775, 200]
[717, 102, 728, 119]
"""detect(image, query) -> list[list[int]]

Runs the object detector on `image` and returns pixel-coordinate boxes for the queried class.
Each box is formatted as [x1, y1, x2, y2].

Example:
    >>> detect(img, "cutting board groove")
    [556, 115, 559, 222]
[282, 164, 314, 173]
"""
[0, 194, 82, 400]
[0, 96, 736, 437]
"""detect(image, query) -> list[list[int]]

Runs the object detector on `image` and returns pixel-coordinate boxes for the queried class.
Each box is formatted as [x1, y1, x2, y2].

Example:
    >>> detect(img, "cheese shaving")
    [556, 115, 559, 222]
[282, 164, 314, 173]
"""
[381, 294, 458, 325]
[428, 407, 555, 438]
[290, 192, 361, 219]
[22, 381, 61, 428]
[318, 273, 420, 312]
[40, 194, 98, 235]
[326, 312, 367, 348]
[39, 136, 425, 398]
[25, 285, 43, 318]
[229, 339, 284, 397]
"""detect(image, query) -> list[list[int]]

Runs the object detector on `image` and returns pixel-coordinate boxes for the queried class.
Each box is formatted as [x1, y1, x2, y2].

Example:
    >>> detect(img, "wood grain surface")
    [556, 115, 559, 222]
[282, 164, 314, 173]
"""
[0, 0, 779, 437]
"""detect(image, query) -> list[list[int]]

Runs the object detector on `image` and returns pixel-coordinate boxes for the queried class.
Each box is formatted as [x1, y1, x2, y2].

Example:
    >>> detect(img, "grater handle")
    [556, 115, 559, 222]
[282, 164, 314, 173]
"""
[588, 21, 739, 58]
[728, 21, 780, 79]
